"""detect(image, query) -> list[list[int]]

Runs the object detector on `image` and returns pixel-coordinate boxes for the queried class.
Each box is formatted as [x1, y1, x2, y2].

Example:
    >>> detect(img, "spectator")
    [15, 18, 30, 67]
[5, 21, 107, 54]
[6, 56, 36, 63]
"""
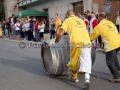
[83, 13, 89, 32]
[14, 20, 20, 40]
[78, 11, 83, 19]
[96, 13, 103, 49]
[2, 21, 6, 36]
[116, 11, 120, 33]
[42, 18, 46, 25]
[87, 10, 91, 22]
[5, 19, 10, 38]
[55, 13, 61, 35]
[19, 19, 24, 38]
[7, 18, 11, 37]
[22, 21, 27, 40]
[49, 18, 55, 39]
[39, 20, 45, 41]
[90, 12, 98, 50]
[11, 14, 16, 36]
[24, 19, 30, 40]
[34, 18, 39, 42]
[29, 20, 34, 41]
[0, 22, 2, 38]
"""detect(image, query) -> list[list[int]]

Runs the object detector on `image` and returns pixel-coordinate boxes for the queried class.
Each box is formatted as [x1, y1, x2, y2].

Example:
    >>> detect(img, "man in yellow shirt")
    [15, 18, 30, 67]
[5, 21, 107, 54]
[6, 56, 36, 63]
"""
[90, 12, 120, 82]
[49, 10, 92, 90]
[55, 13, 61, 35]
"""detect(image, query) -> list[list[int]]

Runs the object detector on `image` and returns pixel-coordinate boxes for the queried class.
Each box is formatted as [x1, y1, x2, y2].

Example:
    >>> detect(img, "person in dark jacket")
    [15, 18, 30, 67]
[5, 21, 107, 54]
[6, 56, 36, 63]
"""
[5, 19, 10, 38]
[28, 20, 33, 41]
[2, 21, 6, 36]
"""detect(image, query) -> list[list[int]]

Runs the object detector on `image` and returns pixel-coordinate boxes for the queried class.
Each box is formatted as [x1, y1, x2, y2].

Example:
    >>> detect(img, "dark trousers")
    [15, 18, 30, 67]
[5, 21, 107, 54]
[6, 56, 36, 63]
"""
[27, 30, 33, 41]
[98, 36, 104, 48]
[20, 29, 24, 38]
[116, 25, 119, 33]
[106, 48, 120, 78]
[50, 30, 55, 39]
[35, 30, 40, 42]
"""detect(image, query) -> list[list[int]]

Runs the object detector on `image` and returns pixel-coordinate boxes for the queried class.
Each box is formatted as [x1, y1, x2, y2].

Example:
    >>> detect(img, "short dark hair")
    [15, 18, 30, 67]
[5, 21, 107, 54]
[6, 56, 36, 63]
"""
[51, 18, 54, 20]
[91, 12, 95, 15]
[83, 13, 88, 19]
[55, 13, 58, 16]
[99, 12, 107, 18]
[87, 10, 90, 13]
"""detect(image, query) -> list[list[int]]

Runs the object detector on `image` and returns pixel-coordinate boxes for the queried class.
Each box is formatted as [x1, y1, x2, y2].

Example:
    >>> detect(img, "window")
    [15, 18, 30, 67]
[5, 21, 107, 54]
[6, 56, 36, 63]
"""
[44, 8, 48, 13]
[73, 1, 84, 16]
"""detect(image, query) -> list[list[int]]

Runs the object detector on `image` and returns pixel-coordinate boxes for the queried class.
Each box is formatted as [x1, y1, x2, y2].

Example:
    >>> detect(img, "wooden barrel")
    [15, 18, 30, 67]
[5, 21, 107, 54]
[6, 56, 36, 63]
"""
[41, 35, 96, 75]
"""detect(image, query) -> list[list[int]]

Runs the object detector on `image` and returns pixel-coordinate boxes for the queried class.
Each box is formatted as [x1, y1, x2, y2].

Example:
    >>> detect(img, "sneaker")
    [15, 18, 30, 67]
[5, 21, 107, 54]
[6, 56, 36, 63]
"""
[83, 82, 90, 90]
[109, 78, 120, 83]
[69, 75, 79, 83]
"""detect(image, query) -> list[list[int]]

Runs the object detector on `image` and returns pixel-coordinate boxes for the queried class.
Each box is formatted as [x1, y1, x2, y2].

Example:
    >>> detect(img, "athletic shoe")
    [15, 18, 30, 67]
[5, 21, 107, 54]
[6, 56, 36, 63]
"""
[69, 75, 79, 83]
[109, 78, 120, 83]
[83, 82, 90, 90]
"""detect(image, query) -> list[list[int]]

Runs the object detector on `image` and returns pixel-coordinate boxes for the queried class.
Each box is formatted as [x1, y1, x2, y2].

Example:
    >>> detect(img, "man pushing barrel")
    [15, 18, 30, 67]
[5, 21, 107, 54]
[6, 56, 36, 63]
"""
[48, 9, 92, 90]
[90, 12, 120, 82]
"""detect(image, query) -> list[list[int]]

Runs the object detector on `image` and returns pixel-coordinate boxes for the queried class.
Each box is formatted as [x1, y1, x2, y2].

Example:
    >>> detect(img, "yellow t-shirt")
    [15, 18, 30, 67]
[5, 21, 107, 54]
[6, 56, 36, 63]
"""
[55, 17, 61, 35]
[55, 17, 61, 29]
[90, 19, 120, 52]
[61, 15, 91, 47]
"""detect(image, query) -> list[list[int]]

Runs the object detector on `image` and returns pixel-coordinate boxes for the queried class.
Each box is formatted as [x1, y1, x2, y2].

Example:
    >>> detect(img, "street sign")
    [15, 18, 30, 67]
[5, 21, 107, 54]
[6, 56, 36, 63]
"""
[103, 4, 112, 15]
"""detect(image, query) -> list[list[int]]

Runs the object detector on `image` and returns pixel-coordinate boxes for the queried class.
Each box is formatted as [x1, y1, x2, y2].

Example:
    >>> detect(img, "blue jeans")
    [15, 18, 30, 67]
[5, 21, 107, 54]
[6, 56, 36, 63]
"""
[35, 30, 40, 42]
[23, 32, 27, 38]
[5, 29, 8, 38]
[3, 29, 5, 36]
[12, 28, 15, 35]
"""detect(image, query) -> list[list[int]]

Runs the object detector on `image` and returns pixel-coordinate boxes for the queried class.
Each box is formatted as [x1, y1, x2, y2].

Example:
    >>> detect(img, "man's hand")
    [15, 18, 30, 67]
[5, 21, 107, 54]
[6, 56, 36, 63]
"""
[48, 39, 56, 47]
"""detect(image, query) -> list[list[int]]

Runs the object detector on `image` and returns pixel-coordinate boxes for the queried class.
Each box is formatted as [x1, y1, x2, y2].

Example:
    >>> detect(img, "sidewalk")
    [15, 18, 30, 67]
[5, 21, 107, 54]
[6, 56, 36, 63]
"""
[1, 33, 51, 43]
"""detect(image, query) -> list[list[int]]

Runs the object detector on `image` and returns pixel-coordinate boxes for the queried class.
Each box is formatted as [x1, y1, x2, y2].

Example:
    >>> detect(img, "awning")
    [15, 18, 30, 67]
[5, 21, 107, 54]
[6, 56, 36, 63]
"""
[14, 9, 48, 17]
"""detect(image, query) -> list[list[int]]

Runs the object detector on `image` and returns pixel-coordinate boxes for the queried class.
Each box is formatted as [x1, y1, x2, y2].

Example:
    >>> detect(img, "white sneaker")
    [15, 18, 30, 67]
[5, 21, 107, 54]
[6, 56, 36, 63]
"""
[69, 75, 79, 83]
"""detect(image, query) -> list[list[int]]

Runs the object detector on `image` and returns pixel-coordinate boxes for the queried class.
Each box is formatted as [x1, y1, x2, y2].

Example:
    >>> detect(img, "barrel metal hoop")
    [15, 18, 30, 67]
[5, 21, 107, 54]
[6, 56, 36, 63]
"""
[59, 46, 64, 75]
[50, 47, 56, 74]
[54, 45, 60, 74]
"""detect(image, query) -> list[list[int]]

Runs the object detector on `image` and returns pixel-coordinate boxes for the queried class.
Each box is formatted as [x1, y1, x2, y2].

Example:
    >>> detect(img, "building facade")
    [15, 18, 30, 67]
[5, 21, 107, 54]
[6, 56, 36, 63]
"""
[3, 0, 25, 19]
[3, 0, 120, 23]
[92, 0, 120, 24]
[4, 0, 18, 19]
[18, 0, 92, 22]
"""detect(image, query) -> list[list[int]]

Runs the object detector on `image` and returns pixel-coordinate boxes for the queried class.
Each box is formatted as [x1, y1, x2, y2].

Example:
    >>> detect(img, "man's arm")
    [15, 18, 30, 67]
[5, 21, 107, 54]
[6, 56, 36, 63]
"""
[90, 26, 100, 41]
[55, 29, 65, 43]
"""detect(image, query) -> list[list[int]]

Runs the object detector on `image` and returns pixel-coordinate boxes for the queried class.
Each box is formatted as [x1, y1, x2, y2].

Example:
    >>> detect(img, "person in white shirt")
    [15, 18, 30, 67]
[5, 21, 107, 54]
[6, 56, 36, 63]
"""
[11, 15, 15, 35]
[39, 20, 45, 40]
[24, 20, 30, 40]
[14, 20, 20, 40]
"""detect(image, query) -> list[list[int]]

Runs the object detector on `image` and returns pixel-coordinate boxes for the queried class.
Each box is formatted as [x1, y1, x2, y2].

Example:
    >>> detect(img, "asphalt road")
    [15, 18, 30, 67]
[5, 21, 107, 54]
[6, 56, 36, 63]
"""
[0, 38, 120, 90]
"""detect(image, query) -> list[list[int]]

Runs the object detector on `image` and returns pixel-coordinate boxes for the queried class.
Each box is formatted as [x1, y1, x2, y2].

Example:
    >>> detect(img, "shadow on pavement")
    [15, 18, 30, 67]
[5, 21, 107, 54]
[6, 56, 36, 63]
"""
[92, 70, 110, 76]
[0, 57, 48, 77]
[48, 75, 83, 90]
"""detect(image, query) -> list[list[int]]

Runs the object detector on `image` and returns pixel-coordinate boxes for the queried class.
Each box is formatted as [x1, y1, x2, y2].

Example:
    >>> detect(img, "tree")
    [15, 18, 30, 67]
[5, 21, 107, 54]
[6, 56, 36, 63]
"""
[0, 0, 5, 21]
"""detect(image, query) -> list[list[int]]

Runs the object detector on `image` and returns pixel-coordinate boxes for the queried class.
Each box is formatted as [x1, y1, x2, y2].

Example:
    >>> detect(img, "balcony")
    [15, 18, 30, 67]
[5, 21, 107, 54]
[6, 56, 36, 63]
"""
[18, 0, 45, 7]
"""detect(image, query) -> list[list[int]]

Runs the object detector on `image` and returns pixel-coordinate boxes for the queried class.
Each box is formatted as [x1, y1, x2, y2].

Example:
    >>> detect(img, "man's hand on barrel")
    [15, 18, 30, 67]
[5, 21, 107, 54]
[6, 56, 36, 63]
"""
[48, 39, 56, 46]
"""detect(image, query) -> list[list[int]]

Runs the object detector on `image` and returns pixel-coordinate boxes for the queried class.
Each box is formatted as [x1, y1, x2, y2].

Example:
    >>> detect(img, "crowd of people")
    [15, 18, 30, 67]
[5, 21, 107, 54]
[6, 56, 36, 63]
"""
[0, 15, 46, 42]
[0, 10, 119, 45]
